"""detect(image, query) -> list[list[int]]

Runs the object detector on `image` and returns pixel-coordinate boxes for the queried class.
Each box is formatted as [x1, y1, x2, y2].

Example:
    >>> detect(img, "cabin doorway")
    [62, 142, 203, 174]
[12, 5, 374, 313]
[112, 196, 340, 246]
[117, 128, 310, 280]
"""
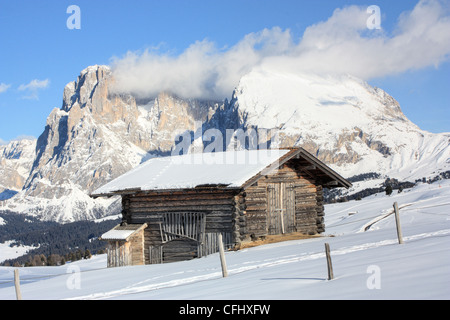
[267, 183, 296, 234]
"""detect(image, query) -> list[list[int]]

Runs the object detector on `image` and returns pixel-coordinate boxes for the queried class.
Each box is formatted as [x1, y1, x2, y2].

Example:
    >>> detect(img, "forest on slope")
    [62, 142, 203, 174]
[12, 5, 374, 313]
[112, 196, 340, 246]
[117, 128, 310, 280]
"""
[0, 212, 119, 266]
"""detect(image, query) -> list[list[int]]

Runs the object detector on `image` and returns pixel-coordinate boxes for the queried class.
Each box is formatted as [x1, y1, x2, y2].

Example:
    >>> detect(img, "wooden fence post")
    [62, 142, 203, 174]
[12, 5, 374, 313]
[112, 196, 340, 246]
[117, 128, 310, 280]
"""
[325, 243, 334, 280]
[393, 202, 404, 244]
[218, 233, 228, 278]
[14, 269, 22, 300]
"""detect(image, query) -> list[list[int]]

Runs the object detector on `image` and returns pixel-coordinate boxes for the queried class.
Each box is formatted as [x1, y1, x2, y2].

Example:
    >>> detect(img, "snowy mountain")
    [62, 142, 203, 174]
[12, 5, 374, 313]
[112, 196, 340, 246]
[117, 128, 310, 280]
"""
[227, 68, 450, 180]
[221, 68, 450, 199]
[0, 65, 449, 222]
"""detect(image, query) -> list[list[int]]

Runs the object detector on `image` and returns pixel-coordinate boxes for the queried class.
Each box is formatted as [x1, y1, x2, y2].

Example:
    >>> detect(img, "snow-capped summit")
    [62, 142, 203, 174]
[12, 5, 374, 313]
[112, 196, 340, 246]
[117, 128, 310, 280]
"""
[228, 68, 449, 181]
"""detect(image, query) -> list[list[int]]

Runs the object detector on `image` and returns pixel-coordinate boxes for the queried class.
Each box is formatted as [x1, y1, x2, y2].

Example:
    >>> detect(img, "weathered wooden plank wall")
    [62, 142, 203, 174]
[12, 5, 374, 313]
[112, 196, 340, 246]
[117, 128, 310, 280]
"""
[107, 241, 131, 267]
[129, 230, 146, 266]
[244, 159, 323, 237]
[243, 185, 267, 237]
[122, 189, 239, 264]
[105, 229, 146, 268]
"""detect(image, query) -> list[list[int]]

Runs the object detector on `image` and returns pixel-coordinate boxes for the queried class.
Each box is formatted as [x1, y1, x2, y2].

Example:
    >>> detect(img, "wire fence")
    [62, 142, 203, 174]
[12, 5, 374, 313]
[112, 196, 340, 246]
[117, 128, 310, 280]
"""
[325, 202, 450, 230]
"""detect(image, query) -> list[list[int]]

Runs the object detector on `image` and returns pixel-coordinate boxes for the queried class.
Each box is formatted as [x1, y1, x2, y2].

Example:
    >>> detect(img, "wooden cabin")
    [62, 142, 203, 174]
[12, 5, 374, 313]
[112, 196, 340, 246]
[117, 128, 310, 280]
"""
[92, 148, 351, 267]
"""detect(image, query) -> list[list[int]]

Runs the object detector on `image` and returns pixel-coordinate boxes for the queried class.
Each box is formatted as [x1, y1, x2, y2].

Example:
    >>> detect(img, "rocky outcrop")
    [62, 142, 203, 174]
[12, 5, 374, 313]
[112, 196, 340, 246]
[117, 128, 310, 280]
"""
[2, 66, 223, 221]
[0, 139, 36, 199]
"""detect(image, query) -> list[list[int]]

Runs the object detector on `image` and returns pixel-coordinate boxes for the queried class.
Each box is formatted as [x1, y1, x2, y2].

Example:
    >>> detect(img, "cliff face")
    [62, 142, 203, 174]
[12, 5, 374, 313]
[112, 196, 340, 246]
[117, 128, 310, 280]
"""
[0, 139, 36, 200]
[1, 65, 221, 221]
[1, 65, 448, 222]
[25, 66, 145, 199]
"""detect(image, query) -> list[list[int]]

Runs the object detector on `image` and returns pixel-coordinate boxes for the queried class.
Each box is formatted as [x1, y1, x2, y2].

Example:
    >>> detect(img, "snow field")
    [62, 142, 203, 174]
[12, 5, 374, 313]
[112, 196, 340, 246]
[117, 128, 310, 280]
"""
[0, 180, 449, 300]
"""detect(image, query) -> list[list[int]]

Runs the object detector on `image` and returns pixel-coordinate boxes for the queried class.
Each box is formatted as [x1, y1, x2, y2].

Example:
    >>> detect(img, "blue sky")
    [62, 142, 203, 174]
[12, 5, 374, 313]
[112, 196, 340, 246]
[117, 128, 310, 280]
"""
[0, 0, 449, 143]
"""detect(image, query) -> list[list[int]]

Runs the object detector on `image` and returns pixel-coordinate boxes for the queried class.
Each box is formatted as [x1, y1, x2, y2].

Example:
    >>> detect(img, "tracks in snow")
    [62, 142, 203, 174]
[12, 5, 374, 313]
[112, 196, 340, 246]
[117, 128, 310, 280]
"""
[66, 228, 450, 300]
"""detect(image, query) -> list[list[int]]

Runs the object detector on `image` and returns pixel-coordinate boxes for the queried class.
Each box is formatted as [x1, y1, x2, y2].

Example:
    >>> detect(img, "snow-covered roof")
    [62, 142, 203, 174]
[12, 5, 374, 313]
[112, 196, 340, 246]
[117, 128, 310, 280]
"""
[92, 149, 290, 196]
[100, 223, 147, 241]
[91, 148, 351, 197]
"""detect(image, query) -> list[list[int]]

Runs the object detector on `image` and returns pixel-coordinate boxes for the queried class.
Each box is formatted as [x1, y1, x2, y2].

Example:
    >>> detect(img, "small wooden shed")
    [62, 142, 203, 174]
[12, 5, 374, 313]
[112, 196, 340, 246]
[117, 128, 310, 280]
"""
[100, 223, 147, 267]
[92, 148, 351, 267]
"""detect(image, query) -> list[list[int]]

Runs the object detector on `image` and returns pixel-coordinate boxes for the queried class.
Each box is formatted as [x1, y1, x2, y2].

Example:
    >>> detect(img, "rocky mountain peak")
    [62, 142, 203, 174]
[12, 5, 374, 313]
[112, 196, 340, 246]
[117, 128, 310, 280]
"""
[63, 65, 111, 111]
[0, 65, 225, 221]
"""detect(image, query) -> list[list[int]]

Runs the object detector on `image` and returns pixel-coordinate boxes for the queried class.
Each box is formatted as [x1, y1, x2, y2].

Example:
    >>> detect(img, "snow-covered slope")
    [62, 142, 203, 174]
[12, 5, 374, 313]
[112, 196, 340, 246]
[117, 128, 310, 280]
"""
[1, 180, 448, 300]
[0, 241, 39, 263]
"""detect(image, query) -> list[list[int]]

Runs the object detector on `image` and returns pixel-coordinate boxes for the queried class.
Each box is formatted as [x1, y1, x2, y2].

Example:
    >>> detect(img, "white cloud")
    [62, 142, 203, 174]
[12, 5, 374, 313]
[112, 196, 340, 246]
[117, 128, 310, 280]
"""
[0, 138, 7, 146]
[273, 0, 450, 79]
[18, 79, 50, 91]
[18, 79, 50, 100]
[110, 27, 293, 100]
[0, 83, 11, 94]
[110, 0, 450, 100]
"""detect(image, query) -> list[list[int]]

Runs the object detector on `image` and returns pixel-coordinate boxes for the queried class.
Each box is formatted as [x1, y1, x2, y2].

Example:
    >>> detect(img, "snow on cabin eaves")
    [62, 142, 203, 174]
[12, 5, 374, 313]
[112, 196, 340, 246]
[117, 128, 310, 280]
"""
[91, 149, 291, 196]
[100, 223, 147, 241]
[100, 229, 137, 241]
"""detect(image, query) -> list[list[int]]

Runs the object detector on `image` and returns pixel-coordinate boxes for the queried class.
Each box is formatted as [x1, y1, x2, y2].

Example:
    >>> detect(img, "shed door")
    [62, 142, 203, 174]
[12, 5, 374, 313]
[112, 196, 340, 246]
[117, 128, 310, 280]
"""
[267, 183, 296, 235]
[153, 212, 206, 264]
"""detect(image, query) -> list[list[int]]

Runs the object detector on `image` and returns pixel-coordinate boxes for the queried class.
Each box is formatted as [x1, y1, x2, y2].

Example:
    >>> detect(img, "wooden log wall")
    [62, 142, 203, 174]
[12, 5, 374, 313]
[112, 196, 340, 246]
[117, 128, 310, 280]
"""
[243, 185, 267, 238]
[122, 189, 239, 264]
[316, 185, 325, 233]
[233, 193, 246, 247]
[244, 159, 324, 237]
